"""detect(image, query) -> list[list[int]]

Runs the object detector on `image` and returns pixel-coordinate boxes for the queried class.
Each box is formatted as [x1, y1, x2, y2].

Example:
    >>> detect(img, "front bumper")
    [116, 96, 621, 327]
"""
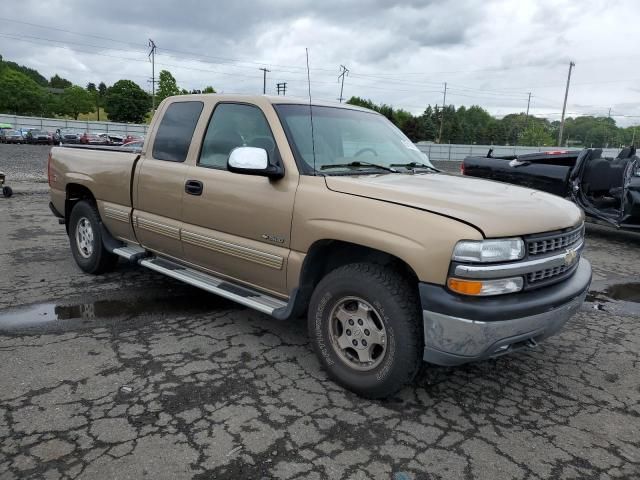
[420, 258, 592, 366]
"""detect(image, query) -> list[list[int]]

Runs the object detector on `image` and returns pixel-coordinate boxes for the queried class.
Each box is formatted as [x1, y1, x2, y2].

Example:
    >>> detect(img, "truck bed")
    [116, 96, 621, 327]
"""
[462, 150, 580, 197]
[49, 146, 140, 222]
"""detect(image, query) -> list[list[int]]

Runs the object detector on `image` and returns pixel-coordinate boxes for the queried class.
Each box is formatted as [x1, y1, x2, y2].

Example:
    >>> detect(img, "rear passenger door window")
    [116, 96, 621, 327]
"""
[199, 103, 277, 169]
[152, 101, 204, 162]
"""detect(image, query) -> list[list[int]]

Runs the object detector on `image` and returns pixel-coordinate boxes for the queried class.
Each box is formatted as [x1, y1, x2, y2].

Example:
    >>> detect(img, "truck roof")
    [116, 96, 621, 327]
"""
[162, 93, 377, 114]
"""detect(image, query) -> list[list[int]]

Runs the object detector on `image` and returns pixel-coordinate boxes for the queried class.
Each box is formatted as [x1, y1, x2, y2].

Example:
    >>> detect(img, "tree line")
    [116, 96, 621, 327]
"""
[0, 54, 636, 145]
[348, 96, 637, 148]
[0, 55, 213, 124]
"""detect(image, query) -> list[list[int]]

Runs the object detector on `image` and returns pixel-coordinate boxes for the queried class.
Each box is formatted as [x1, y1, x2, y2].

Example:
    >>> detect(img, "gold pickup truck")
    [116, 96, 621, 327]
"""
[48, 94, 591, 398]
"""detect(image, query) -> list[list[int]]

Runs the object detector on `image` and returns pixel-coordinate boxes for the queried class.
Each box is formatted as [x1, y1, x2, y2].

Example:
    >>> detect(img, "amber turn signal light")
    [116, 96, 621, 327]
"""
[447, 276, 524, 296]
[447, 278, 483, 295]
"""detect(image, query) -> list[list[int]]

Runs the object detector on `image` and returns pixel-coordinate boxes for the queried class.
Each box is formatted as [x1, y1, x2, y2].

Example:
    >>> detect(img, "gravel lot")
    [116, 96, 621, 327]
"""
[1, 144, 639, 479]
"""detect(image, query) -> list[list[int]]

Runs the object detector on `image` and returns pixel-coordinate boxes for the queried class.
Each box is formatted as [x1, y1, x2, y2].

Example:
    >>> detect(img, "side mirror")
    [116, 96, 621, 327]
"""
[227, 146, 284, 179]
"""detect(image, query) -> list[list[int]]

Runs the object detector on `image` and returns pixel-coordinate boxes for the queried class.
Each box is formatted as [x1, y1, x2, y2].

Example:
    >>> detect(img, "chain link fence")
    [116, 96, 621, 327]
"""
[0, 114, 148, 135]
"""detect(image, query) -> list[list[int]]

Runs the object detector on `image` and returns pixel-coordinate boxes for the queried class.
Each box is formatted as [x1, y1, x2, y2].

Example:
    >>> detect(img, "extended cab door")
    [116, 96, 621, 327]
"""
[133, 100, 204, 259]
[180, 101, 298, 296]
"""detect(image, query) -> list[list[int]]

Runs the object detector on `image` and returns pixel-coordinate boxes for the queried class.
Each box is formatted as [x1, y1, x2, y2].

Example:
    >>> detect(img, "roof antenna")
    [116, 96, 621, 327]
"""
[306, 48, 317, 175]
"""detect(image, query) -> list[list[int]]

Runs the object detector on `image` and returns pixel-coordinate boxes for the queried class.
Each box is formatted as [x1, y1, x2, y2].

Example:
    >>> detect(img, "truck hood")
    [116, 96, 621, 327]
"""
[324, 173, 583, 237]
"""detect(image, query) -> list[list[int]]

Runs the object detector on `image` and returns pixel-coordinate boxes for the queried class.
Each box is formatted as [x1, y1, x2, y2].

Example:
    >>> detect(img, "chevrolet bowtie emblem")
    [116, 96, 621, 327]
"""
[564, 248, 578, 266]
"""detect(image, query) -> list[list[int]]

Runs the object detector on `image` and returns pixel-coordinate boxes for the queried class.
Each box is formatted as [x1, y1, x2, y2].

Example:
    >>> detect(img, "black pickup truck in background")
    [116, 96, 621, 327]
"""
[462, 147, 640, 231]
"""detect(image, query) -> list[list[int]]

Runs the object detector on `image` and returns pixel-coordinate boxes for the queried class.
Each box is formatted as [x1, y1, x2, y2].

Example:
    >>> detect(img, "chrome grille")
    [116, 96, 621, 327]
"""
[527, 264, 572, 284]
[527, 224, 584, 256]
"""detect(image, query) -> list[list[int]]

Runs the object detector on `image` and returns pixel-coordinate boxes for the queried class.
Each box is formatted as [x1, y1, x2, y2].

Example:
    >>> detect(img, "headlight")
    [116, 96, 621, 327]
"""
[452, 238, 525, 263]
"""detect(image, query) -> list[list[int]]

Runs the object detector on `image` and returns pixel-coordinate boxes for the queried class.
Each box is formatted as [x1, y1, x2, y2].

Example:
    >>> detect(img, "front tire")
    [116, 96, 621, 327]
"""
[68, 200, 118, 274]
[308, 263, 423, 398]
[2, 186, 12, 198]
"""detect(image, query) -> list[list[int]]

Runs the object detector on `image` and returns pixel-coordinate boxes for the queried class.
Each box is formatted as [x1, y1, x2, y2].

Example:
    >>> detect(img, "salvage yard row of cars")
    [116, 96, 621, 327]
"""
[0, 126, 144, 149]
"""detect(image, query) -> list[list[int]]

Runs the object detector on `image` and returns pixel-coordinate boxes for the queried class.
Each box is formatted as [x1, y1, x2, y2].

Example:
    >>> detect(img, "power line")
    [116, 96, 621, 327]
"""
[2, 15, 640, 96]
[3, 32, 635, 122]
[446, 85, 530, 98]
[0, 32, 146, 56]
[0, 16, 340, 74]
[0, 24, 634, 109]
[0, 16, 143, 48]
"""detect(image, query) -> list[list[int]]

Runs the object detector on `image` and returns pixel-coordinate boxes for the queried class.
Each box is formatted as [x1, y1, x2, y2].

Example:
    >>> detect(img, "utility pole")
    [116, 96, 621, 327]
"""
[259, 67, 270, 94]
[338, 65, 349, 103]
[525, 92, 532, 126]
[438, 82, 447, 144]
[558, 61, 575, 147]
[276, 82, 287, 96]
[604, 107, 612, 148]
[148, 39, 157, 111]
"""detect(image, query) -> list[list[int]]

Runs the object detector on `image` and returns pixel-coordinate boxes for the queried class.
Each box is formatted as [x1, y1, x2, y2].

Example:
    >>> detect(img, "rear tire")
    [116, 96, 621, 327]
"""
[2, 186, 12, 198]
[308, 263, 423, 398]
[68, 200, 118, 274]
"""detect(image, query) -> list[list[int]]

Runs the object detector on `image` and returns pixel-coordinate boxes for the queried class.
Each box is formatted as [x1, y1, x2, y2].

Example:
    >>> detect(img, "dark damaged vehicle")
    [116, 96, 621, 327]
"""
[462, 147, 640, 231]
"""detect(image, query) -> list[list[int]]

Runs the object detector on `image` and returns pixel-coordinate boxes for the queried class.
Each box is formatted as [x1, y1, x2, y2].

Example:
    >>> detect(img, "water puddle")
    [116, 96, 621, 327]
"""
[603, 283, 640, 303]
[0, 302, 114, 328]
[0, 294, 230, 330]
[587, 282, 640, 315]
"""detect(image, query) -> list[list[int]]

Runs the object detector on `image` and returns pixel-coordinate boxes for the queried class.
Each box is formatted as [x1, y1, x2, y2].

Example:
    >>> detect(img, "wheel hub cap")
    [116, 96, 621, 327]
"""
[75, 217, 94, 259]
[329, 297, 387, 371]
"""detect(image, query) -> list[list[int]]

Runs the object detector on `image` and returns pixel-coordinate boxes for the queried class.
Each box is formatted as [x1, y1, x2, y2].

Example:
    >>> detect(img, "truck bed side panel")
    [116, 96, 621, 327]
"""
[463, 156, 574, 197]
[49, 146, 139, 241]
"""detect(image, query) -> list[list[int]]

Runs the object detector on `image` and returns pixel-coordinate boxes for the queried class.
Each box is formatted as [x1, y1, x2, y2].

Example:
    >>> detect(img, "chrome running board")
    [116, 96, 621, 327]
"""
[138, 257, 288, 315]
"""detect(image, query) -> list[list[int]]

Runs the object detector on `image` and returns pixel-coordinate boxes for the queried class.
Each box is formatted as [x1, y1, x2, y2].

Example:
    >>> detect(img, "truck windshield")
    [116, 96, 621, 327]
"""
[274, 104, 434, 174]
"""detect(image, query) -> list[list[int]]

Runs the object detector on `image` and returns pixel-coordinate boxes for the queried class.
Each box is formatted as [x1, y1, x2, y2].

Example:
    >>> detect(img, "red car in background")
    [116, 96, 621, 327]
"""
[123, 134, 144, 144]
[80, 132, 110, 145]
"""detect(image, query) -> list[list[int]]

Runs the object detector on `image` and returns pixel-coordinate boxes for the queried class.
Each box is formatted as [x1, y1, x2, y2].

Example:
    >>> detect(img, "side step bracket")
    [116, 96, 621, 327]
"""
[112, 245, 149, 263]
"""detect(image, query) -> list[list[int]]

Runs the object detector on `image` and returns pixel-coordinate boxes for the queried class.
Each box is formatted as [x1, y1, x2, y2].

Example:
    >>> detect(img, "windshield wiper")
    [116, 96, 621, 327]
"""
[390, 162, 440, 173]
[320, 161, 398, 173]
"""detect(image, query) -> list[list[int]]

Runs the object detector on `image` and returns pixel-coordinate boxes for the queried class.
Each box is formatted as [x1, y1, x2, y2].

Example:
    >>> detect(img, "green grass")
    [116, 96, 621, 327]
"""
[76, 108, 109, 122]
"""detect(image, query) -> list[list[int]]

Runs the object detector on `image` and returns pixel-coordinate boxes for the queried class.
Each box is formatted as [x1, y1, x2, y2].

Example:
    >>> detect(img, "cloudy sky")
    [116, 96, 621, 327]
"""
[1, 0, 639, 125]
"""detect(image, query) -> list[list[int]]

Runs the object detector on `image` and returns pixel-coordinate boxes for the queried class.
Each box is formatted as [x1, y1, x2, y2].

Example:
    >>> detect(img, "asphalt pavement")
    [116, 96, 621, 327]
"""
[0, 144, 639, 479]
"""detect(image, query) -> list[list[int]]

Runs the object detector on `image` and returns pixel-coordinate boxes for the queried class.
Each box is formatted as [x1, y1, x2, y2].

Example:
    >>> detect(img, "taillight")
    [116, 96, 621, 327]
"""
[460, 162, 466, 175]
[47, 151, 53, 186]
